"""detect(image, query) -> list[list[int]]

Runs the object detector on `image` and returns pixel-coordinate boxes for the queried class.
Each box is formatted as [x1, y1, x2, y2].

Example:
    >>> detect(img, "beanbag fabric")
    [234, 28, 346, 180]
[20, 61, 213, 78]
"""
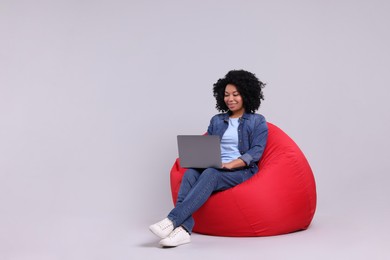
[170, 122, 317, 237]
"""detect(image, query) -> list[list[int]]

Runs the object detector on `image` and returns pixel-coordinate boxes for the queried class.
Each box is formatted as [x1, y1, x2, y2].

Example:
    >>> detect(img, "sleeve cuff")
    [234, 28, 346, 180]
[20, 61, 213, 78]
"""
[239, 153, 253, 166]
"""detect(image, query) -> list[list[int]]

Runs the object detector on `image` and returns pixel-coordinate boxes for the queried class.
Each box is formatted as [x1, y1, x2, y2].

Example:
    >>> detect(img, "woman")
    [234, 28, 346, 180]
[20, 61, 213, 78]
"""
[150, 70, 268, 247]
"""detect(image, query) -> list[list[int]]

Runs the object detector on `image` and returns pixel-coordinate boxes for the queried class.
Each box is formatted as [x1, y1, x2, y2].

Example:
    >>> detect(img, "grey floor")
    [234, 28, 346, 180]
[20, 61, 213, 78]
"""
[136, 213, 389, 260]
[2, 210, 388, 260]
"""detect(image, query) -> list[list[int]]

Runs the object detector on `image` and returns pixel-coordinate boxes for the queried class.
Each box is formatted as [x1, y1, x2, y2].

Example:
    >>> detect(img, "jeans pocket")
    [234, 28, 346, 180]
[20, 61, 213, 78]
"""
[242, 169, 252, 182]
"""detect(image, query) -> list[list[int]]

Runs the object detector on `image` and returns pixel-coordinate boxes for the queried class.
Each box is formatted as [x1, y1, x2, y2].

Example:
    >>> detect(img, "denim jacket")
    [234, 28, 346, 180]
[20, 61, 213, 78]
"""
[207, 112, 268, 174]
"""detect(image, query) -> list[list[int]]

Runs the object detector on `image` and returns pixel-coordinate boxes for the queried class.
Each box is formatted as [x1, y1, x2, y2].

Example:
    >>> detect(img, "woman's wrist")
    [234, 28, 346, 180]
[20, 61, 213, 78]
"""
[222, 158, 246, 169]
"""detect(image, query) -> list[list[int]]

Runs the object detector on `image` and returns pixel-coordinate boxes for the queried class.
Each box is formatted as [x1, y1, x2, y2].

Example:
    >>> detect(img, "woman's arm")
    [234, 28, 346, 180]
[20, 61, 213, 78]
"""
[239, 116, 268, 167]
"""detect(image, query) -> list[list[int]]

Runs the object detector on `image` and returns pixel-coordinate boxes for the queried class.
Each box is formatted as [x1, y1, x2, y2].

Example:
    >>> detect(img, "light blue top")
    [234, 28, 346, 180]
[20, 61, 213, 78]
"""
[207, 112, 268, 174]
[220, 117, 241, 163]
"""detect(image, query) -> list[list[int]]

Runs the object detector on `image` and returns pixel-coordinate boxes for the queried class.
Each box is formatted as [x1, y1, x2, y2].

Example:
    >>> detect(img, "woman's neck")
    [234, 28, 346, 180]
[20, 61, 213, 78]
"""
[229, 110, 244, 118]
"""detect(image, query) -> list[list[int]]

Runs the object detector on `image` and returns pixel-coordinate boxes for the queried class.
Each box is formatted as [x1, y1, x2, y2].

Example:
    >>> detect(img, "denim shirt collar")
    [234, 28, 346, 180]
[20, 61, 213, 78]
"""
[222, 112, 251, 122]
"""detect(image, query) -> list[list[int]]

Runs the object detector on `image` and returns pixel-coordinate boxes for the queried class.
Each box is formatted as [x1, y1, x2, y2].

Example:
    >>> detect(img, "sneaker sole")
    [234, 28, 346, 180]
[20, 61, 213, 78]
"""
[159, 238, 191, 247]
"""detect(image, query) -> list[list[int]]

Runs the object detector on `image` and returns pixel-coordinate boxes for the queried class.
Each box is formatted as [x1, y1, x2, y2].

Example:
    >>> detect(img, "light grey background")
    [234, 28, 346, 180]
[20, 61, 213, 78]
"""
[1, 0, 389, 259]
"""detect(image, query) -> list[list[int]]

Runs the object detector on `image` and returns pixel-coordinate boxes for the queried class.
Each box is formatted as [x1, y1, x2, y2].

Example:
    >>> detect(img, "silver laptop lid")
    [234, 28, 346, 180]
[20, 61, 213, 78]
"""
[177, 135, 222, 169]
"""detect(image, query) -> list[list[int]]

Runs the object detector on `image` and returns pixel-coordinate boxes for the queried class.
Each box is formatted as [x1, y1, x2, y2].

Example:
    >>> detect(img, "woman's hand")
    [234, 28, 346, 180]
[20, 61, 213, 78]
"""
[222, 158, 246, 170]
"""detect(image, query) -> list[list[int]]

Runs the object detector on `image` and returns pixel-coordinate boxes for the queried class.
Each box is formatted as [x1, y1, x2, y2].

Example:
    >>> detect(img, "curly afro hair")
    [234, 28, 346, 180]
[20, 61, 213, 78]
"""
[213, 70, 265, 113]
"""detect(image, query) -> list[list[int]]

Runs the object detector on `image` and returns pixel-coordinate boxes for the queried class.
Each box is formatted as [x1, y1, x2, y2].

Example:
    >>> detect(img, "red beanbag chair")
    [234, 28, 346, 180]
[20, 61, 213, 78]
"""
[170, 122, 317, 237]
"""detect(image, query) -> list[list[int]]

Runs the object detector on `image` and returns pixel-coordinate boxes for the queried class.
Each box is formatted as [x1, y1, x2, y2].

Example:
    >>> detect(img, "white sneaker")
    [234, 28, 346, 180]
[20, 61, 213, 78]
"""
[149, 218, 174, 239]
[159, 226, 191, 247]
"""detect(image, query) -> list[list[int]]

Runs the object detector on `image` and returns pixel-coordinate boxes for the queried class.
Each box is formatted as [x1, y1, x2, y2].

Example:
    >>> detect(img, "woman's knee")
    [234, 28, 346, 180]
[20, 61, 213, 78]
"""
[182, 169, 201, 184]
[200, 168, 221, 181]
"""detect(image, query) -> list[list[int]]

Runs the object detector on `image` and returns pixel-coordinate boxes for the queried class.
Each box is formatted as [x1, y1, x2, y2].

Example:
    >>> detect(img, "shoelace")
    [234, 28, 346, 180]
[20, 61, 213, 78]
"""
[158, 220, 172, 230]
[169, 227, 182, 238]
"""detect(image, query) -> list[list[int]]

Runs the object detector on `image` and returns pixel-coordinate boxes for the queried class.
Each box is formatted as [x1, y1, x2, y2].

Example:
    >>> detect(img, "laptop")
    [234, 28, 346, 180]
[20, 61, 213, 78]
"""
[177, 135, 222, 169]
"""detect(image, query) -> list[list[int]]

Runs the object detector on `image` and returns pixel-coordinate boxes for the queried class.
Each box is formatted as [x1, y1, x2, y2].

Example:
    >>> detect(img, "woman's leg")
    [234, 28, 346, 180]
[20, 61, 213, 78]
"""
[168, 167, 248, 233]
[176, 169, 201, 205]
[173, 168, 201, 232]
[150, 168, 202, 238]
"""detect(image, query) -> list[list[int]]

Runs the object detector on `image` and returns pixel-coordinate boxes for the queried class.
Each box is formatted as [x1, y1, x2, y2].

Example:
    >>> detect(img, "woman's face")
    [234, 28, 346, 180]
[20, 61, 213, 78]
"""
[224, 84, 244, 116]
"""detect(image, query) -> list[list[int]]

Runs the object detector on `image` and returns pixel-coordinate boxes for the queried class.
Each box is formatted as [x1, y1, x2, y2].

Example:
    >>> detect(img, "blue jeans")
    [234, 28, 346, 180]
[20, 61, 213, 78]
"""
[167, 167, 252, 234]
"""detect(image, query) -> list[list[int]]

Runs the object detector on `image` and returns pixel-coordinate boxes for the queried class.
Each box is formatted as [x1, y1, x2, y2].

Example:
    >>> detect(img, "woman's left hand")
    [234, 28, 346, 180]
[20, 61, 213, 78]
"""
[222, 158, 246, 170]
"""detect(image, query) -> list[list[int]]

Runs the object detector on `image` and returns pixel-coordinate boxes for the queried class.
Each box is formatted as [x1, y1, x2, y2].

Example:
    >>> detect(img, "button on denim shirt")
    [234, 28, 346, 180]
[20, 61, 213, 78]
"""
[207, 112, 268, 174]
